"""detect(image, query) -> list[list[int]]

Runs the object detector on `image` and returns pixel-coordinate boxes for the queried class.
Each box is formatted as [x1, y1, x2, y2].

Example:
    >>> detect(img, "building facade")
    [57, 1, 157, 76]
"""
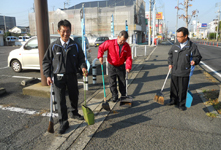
[0, 16, 16, 31]
[29, 0, 146, 44]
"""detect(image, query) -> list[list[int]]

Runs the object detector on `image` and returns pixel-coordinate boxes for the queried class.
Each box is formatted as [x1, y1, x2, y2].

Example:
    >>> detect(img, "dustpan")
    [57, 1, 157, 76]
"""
[82, 73, 94, 125]
[120, 72, 133, 107]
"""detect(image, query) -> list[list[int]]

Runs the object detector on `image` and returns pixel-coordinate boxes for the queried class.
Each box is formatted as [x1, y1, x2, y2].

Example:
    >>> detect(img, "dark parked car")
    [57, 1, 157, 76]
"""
[94, 36, 109, 47]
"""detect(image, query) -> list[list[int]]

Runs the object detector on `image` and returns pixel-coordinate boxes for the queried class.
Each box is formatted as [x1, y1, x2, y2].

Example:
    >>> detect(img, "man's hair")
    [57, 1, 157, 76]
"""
[176, 27, 189, 36]
[118, 30, 129, 39]
[58, 19, 71, 31]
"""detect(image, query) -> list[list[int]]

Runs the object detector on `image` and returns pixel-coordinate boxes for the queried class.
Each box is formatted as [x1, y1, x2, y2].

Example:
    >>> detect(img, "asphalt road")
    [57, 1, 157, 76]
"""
[0, 41, 220, 149]
[194, 42, 221, 82]
[197, 43, 221, 72]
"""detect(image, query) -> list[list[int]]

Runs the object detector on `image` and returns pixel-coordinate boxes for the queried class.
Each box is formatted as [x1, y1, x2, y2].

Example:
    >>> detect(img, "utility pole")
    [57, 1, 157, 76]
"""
[64, 2, 68, 9]
[3, 16, 6, 34]
[216, 7, 220, 41]
[148, 0, 152, 46]
[152, 0, 156, 46]
[34, 0, 50, 86]
[175, 0, 179, 43]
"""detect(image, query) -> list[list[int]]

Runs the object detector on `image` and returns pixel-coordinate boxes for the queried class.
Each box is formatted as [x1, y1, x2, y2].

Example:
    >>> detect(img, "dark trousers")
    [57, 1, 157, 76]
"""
[108, 63, 126, 98]
[170, 75, 189, 107]
[53, 73, 79, 126]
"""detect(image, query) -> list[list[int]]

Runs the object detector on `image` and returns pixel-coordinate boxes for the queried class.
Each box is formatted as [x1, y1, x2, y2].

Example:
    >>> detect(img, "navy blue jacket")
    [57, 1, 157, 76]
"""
[168, 38, 202, 77]
[42, 38, 86, 78]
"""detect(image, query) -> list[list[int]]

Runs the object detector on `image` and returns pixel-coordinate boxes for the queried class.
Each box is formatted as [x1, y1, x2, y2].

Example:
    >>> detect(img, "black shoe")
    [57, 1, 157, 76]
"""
[58, 122, 69, 134]
[112, 97, 119, 102]
[71, 113, 84, 120]
[179, 106, 187, 111]
[166, 101, 175, 106]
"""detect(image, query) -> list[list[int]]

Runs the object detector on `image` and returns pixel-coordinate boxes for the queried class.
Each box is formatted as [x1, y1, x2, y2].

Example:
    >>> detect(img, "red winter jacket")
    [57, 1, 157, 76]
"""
[97, 39, 132, 70]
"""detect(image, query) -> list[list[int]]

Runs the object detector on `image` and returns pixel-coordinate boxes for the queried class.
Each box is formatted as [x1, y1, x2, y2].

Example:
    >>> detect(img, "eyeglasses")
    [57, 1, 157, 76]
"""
[177, 36, 184, 38]
[59, 30, 71, 34]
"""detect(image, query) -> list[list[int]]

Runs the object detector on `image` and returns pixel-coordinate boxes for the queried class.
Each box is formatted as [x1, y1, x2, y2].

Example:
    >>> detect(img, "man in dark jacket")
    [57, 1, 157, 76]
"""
[167, 27, 202, 111]
[97, 31, 132, 102]
[43, 19, 87, 134]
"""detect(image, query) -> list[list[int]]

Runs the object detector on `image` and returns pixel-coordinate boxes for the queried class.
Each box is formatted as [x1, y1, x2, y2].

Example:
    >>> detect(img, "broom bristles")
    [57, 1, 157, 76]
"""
[48, 121, 54, 133]
[153, 95, 159, 102]
[158, 96, 164, 105]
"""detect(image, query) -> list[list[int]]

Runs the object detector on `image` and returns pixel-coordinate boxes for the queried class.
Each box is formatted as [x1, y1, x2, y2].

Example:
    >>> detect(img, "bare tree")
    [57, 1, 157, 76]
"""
[175, 0, 198, 28]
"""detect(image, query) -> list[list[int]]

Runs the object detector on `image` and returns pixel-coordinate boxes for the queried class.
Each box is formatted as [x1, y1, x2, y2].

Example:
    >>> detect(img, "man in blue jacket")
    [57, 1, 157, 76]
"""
[43, 20, 87, 134]
[167, 27, 202, 111]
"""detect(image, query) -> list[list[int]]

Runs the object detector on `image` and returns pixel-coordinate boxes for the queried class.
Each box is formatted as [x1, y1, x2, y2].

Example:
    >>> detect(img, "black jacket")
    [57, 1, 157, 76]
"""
[168, 38, 202, 77]
[42, 38, 86, 78]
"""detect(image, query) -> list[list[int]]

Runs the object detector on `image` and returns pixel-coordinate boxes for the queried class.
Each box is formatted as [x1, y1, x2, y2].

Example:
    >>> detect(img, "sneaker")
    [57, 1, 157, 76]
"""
[58, 122, 69, 134]
[70, 113, 84, 120]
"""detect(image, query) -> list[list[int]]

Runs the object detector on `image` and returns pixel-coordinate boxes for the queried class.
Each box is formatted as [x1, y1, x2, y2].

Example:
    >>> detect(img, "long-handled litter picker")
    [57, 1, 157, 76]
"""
[120, 71, 133, 107]
[154, 68, 171, 105]
[101, 64, 111, 111]
[48, 84, 54, 133]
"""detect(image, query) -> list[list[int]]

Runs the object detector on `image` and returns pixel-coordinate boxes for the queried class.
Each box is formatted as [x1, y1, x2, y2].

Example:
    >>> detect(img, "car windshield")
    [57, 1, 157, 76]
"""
[96, 37, 106, 41]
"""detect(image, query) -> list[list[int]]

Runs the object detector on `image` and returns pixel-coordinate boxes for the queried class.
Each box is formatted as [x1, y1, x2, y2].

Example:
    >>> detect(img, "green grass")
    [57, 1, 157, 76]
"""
[203, 89, 221, 114]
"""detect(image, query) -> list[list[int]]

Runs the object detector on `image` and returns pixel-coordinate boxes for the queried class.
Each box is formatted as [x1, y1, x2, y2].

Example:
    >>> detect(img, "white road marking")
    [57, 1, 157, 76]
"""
[12, 76, 41, 80]
[200, 61, 221, 78]
[1, 75, 83, 84]
[0, 105, 58, 117]
[0, 66, 8, 69]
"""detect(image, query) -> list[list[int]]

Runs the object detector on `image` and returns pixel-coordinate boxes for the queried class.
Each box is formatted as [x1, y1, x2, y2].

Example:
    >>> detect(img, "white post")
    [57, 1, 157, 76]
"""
[145, 45, 147, 56]
[135, 45, 137, 57]
[132, 46, 134, 59]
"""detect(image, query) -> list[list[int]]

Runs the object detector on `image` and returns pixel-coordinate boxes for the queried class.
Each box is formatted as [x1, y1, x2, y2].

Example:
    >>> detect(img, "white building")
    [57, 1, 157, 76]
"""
[9, 26, 29, 34]
[208, 20, 218, 33]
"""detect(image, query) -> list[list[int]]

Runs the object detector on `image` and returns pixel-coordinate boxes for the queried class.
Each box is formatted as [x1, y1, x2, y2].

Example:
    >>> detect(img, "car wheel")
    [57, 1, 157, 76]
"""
[11, 60, 22, 73]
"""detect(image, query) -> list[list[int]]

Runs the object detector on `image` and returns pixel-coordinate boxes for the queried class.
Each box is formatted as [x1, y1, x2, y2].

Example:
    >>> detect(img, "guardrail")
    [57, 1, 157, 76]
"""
[91, 44, 151, 85]
[131, 45, 148, 59]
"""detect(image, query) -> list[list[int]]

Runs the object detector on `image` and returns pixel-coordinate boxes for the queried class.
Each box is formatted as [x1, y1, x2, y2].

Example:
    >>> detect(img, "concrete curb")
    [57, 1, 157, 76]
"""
[0, 87, 6, 95]
[196, 89, 221, 118]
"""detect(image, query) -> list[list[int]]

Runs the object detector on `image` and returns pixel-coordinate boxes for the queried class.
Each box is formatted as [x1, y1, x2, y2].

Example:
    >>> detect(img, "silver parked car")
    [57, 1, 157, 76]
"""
[8, 35, 92, 73]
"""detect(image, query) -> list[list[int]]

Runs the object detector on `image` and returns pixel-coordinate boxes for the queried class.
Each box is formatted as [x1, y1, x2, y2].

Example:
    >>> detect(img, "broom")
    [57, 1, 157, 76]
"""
[101, 64, 110, 111]
[154, 68, 171, 105]
[48, 84, 54, 133]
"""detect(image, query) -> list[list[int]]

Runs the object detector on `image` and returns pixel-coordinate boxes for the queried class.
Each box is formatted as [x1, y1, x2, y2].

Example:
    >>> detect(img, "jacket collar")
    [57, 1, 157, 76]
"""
[174, 37, 191, 50]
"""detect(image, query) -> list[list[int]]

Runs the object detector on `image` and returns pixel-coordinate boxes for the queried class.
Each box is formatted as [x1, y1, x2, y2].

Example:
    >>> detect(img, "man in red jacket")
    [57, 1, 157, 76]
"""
[97, 30, 132, 102]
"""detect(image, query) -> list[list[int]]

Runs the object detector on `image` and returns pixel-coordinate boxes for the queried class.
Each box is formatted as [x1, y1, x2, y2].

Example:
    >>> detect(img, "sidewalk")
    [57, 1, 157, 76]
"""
[83, 45, 221, 150]
[30, 44, 221, 150]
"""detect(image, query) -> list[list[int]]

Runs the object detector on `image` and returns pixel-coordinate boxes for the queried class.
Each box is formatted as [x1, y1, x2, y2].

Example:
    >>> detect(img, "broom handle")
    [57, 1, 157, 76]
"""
[50, 84, 53, 115]
[126, 71, 128, 96]
[84, 74, 86, 106]
[161, 68, 171, 92]
[101, 64, 106, 99]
